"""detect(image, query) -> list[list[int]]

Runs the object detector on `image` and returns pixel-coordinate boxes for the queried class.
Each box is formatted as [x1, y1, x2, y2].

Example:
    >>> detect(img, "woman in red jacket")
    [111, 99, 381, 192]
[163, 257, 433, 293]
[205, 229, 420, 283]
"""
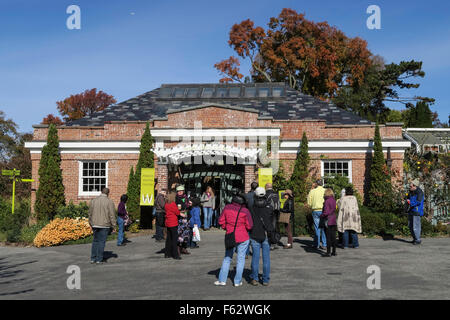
[214, 192, 253, 287]
[165, 192, 183, 260]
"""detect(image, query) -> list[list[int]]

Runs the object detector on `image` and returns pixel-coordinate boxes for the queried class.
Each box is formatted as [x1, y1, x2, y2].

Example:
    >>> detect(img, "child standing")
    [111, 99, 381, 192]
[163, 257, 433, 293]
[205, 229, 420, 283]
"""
[189, 197, 202, 249]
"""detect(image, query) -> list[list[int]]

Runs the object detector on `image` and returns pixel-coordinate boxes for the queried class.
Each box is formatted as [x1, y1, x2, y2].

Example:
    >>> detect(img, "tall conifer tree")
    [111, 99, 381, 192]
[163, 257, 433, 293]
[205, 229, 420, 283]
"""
[289, 132, 310, 203]
[35, 124, 65, 220]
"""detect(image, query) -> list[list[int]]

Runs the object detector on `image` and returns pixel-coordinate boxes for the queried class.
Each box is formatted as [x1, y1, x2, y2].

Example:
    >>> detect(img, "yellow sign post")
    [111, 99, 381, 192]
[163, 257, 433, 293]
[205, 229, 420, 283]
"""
[258, 168, 273, 189]
[140, 168, 155, 206]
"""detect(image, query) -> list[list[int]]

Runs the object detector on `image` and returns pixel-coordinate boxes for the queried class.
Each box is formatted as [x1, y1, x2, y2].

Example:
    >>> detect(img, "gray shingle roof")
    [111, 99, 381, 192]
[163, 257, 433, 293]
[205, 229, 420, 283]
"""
[66, 83, 372, 127]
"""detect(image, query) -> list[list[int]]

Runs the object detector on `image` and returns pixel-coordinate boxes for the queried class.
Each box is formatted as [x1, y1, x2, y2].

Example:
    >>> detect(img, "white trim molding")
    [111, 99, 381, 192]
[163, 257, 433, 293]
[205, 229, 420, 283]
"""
[279, 140, 411, 154]
[321, 159, 353, 183]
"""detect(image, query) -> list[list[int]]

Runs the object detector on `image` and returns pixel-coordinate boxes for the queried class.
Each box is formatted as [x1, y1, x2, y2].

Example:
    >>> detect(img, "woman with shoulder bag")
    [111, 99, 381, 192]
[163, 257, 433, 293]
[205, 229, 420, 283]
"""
[249, 187, 274, 286]
[280, 189, 294, 249]
[215, 192, 253, 287]
[320, 188, 337, 256]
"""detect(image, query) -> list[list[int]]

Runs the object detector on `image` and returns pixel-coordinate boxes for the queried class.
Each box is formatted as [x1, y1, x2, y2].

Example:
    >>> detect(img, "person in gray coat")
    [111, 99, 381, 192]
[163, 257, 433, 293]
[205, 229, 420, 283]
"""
[88, 188, 117, 264]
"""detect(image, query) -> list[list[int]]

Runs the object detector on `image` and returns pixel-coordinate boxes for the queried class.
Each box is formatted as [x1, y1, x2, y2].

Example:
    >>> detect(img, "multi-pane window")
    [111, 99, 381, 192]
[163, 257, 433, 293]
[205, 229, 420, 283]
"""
[244, 87, 256, 97]
[258, 87, 270, 97]
[322, 160, 351, 182]
[173, 88, 185, 98]
[80, 161, 107, 195]
[216, 88, 228, 98]
[229, 87, 241, 97]
[186, 87, 199, 98]
[201, 87, 214, 98]
[158, 87, 172, 98]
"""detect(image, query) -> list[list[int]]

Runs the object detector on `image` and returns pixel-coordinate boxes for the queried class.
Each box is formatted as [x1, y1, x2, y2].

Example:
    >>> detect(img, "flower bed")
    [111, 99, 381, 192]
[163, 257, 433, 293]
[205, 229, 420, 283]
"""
[33, 217, 92, 247]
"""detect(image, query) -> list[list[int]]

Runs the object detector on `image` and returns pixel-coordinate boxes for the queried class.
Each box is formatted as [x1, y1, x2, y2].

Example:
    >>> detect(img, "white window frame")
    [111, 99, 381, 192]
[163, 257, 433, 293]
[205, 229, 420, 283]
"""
[321, 159, 352, 183]
[78, 160, 108, 197]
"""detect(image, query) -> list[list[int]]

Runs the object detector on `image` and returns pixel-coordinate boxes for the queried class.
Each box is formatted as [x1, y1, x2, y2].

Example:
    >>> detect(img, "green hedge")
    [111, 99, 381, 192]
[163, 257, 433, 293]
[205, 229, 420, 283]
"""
[0, 198, 31, 242]
[55, 201, 89, 219]
[280, 202, 446, 238]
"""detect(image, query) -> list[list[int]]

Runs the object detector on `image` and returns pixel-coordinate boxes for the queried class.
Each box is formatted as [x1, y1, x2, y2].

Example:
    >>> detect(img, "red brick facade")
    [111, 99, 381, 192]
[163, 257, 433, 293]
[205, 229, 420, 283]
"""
[28, 106, 406, 208]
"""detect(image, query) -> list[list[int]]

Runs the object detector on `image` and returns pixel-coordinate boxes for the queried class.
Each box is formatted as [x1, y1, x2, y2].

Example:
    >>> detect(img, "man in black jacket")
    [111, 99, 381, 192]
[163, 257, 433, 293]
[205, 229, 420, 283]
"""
[265, 183, 281, 250]
[249, 187, 274, 286]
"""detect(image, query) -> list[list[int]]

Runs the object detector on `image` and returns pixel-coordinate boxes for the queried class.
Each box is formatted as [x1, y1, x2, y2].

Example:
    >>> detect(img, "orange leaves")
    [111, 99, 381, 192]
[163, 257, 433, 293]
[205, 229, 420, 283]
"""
[41, 114, 64, 126]
[56, 88, 116, 122]
[215, 8, 373, 99]
[214, 56, 244, 83]
[33, 217, 93, 247]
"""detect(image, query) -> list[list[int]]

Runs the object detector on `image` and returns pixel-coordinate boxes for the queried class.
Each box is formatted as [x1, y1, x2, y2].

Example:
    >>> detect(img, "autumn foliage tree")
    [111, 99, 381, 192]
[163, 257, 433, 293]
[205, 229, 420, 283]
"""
[216, 8, 433, 121]
[215, 9, 372, 99]
[56, 88, 116, 122]
[41, 114, 64, 126]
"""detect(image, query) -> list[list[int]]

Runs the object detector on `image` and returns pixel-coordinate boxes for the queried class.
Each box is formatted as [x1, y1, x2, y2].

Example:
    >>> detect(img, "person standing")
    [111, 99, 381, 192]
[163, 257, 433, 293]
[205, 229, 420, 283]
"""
[307, 180, 327, 250]
[320, 189, 337, 256]
[245, 182, 258, 210]
[407, 179, 424, 245]
[280, 189, 294, 249]
[164, 192, 182, 260]
[189, 197, 202, 249]
[201, 186, 215, 231]
[215, 192, 253, 287]
[117, 194, 128, 246]
[337, 187, 361, 249]
[88, 188, 117, 264]
[249, 187, 273, 286]
[154, 188, 167, 243]
[265, 183, 281, 250]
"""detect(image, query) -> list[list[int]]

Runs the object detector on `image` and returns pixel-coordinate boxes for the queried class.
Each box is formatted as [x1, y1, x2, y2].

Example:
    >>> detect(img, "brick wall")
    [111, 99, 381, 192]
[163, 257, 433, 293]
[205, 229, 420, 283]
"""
[29, 106, 405, 209]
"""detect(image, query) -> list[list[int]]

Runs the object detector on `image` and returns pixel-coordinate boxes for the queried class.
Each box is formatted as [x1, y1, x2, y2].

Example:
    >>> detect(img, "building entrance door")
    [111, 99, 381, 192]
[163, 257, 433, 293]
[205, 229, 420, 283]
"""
[173, 159, 244, 213]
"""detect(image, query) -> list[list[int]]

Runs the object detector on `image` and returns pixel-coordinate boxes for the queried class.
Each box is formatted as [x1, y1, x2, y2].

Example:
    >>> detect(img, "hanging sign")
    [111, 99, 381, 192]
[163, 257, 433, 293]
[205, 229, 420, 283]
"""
[258, 168, 273, 189]
[140, 168, 155, 206]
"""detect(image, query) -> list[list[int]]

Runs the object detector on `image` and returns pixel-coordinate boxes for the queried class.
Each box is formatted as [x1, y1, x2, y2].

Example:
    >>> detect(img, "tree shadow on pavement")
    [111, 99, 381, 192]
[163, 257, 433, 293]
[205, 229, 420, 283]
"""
[0, 258, 35, 296]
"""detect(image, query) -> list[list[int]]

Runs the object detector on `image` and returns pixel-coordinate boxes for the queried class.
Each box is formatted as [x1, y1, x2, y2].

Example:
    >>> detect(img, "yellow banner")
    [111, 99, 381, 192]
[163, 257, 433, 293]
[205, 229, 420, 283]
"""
[279, 190, 287, 208]
[140, 168, 155, 206]
[258, 168, 272, 189]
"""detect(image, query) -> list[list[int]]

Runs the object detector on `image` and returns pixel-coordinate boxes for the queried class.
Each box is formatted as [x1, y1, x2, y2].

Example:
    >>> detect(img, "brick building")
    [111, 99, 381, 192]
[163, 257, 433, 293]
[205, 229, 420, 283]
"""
[26, 82, 410, 210]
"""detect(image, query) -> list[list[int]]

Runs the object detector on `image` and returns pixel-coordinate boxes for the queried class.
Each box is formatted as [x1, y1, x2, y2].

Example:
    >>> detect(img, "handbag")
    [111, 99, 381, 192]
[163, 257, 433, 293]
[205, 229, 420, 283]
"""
[259, 215, 281, 245]
[279, 212, 291, 224]
[319, 216, 328, 228]
[123, 214, 132, 227]
[224, 206, 243, 249]
[192, 225, 201, 242]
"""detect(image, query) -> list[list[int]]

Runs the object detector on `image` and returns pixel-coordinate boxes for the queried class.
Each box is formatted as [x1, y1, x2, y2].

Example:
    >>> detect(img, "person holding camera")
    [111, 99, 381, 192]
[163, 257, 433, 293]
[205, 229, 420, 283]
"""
[249, 187, 274, 286]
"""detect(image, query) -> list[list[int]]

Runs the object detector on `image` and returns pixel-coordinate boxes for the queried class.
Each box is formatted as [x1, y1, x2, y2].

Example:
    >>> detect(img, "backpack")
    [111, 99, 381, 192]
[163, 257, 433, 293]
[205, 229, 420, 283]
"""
[266, 192, 280, 212]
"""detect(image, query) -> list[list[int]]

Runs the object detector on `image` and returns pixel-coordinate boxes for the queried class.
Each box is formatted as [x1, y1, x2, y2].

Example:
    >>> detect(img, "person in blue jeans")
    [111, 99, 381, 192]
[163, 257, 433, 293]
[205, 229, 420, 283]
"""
[189, 197, 202, 248]
[407, 179, 424, 245]
[249, 187, 273, 286]
[312, 211, 327, 249]
[91, 227, 110, 263]
[215, 192, 253, 287]
[201, 187, 215, 230]
[117, 194, 128, 246]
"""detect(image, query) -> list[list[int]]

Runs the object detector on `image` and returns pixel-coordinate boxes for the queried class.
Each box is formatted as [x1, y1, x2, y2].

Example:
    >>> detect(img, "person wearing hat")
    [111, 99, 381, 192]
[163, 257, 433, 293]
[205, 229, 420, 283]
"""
[280, 189, 295, 249]
[249, 187, 274, 286]
[188, 197, 202, 249]
[307, 179, 327, 250]
[406, 179, 424, 245]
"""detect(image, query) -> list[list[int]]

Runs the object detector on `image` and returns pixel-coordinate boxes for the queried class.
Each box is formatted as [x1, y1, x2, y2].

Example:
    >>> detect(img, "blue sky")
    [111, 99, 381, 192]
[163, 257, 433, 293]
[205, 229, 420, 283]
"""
[0, 0, 449, 132]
